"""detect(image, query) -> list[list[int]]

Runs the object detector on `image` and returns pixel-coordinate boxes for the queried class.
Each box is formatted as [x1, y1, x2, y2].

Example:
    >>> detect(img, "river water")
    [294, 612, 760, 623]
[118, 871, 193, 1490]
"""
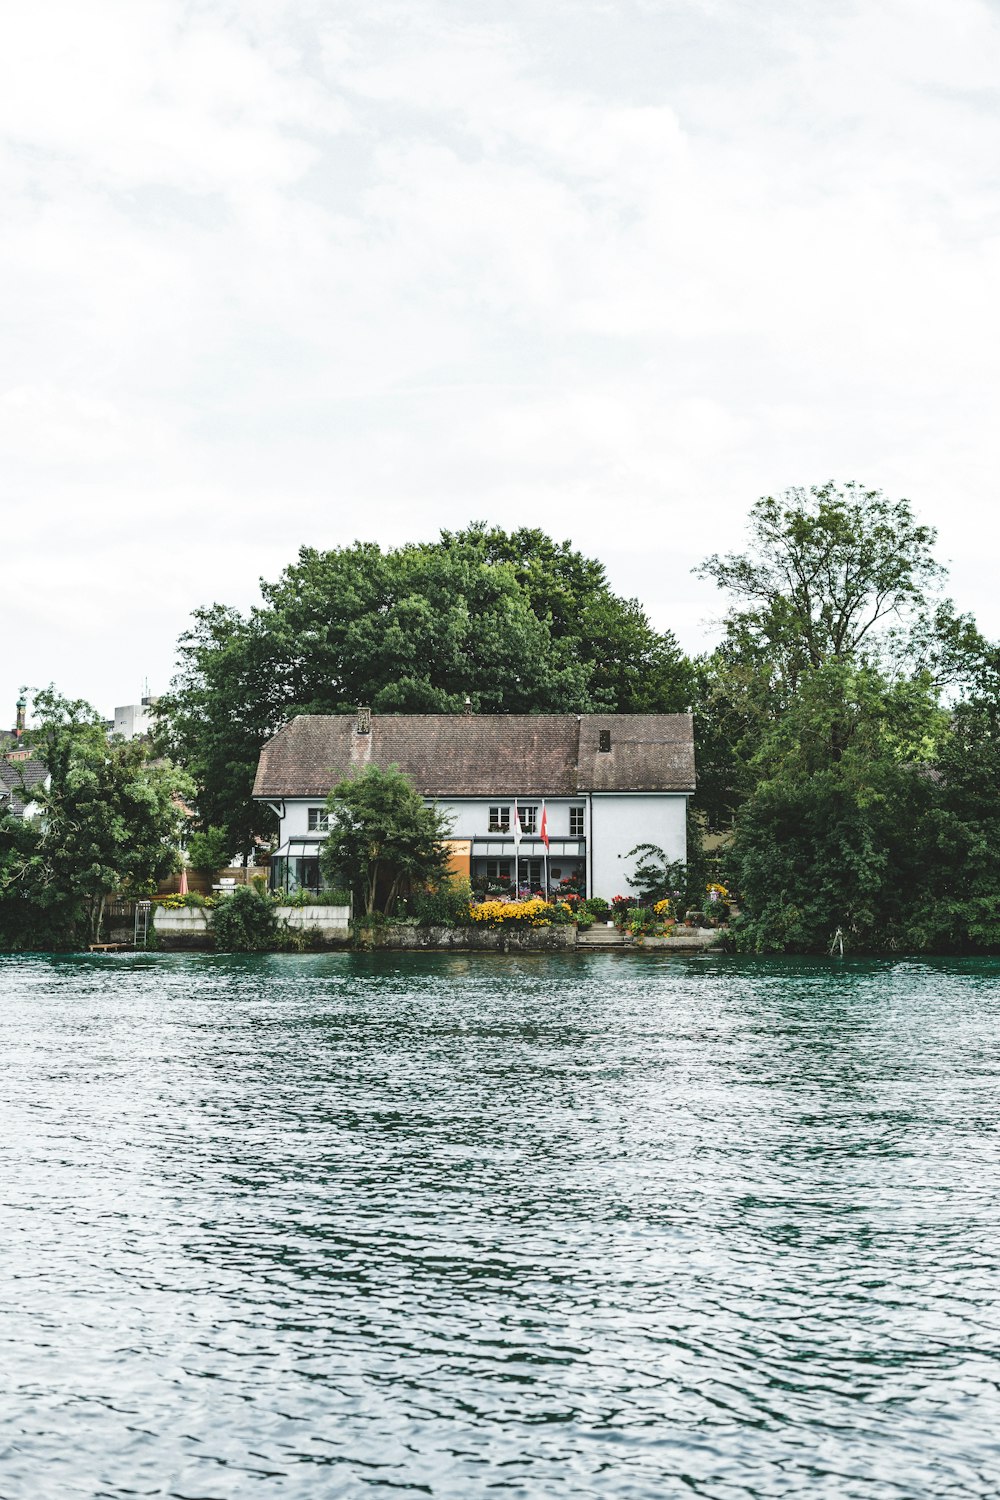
[1, 952, 999, 1499]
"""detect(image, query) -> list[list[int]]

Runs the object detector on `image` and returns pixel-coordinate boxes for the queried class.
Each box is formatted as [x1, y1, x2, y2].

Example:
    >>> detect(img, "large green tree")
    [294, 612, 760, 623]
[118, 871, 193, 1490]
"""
[697, 482, 943, 685]
[689, 482, 1000, 953]
[319, 764, 451, 918]
[692, 483, 956, 829]
[3, 690, 193, 946]
[727, 664, 944, 952]
[160, 527, 693, 852]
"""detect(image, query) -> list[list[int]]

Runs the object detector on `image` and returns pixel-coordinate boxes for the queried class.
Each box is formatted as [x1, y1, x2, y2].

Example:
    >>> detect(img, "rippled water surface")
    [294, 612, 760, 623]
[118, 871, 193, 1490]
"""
[2, 952, 1000, 1498]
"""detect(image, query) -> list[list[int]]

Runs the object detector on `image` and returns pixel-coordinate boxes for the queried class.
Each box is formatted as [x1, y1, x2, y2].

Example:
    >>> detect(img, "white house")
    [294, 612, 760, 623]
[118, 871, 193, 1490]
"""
[253, 711, 696, 901]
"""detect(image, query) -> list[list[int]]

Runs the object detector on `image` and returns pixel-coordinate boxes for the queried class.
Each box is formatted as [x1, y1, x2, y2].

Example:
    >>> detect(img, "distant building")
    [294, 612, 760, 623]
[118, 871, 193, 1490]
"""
[111, 697, 158, 740]
[253, 710, 695, 899]
[2, 696, 46, 818]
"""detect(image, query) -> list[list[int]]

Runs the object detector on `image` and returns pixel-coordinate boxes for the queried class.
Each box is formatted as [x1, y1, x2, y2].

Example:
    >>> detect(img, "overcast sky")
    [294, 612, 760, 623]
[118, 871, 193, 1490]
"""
[4, 0, 1000, 721]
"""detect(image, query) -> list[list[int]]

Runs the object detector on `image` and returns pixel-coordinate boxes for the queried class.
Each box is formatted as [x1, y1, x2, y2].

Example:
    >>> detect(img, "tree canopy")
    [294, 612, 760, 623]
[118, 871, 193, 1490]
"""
[697, 482, 943, 685]
[693, 484, 1000, 953]
[692, 483, 960, 828]
[159, 526, 693, 852]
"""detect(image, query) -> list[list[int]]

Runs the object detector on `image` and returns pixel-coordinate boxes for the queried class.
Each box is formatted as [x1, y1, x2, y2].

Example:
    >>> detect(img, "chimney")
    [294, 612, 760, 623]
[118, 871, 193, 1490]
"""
[15, 695, 25, 739]
[356, 706, 371, 735]
[463, 695, 473, 716]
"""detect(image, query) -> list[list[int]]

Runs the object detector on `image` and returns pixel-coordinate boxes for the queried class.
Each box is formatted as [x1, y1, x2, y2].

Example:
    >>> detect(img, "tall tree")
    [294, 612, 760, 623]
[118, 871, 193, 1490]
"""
[697, 482, 943, 688]
[691, 483, 950, 828]
[319, 764, 451, 917]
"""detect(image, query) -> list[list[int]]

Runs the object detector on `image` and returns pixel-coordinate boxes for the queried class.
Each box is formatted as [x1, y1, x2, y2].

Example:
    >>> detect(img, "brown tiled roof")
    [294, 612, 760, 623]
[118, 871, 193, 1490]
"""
[253, 713, 695, 799]
[0, 756, 47, 817]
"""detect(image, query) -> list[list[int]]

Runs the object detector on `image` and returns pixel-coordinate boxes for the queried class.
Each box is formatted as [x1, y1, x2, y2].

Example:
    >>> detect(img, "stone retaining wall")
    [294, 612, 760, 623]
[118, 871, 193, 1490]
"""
[149, 908, 722, 953]
[280, 905, 351, 936]
[151, 905, 351, 949]
[152, 908, 211, 947]
[633, 928, 721, 950]
[363, 923, 577, 951]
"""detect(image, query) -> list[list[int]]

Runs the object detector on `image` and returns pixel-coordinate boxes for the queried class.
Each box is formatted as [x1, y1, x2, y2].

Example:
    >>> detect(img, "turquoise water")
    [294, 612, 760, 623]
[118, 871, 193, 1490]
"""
[1, 951, 999, 1498]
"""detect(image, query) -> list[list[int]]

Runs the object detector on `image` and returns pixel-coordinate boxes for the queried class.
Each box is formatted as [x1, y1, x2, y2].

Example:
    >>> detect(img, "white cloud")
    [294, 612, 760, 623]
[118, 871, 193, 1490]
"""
[3, 0, 1000, 720]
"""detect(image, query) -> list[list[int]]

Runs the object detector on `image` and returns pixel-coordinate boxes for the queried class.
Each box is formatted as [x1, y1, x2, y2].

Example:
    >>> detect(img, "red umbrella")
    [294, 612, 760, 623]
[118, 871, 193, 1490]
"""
[178, 863, 189, 897]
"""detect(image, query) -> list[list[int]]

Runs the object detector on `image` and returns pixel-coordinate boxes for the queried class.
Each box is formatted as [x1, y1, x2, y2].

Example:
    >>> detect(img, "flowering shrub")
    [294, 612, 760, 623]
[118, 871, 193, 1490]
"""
[470, 898, 572, 927]
[611, 894, 631, 927]
[156, 893, 217, 910]
[704, 882, 732, 924]
[653, 898, 674, 919]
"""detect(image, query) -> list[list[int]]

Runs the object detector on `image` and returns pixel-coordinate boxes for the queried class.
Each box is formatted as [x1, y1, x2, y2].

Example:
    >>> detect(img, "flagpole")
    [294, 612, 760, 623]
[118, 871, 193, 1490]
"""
[512, 797, 519, 898]
[542, 799, 548, 901]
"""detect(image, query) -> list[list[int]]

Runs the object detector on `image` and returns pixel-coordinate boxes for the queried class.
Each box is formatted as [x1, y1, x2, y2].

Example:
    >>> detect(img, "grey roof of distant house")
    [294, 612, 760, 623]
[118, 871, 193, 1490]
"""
[0, 756, 47, 817]
[253, 713, 695, 799]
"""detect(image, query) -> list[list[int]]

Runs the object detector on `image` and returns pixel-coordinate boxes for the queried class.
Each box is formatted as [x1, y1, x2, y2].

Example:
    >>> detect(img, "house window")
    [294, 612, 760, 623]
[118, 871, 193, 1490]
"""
[599, 730, 611, 752]
[520, 805, 538, 834]
[488, 806, 510, 832]
[485, 859, 511, 881]
[517, 859, 542, 889]
[307, 807, 330, 831]
[569, 806, 585, 838]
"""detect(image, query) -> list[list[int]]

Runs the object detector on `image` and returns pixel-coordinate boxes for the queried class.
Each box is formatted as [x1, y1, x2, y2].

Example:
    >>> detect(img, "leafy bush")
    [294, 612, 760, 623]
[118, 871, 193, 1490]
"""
[625, 844, 686, 904]
[281, 886, 351, 908]
[211, 885, 279, 952]
[581, 897, 610, 918]
[576, 913, 594, 931]
[626, 905, 656, 936]
[413, 878, 473, 926]
[186, 825, 231, 874]
[157, 892, 216, 910]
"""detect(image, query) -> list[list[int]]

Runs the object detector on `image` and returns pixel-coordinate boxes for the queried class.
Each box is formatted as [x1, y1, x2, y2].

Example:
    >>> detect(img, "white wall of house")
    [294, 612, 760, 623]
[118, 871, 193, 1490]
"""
[275, 792, 687, 900]
[279, 796, 587, 841]
[589, 794, 688, 900]
[280, 800, 328, 838]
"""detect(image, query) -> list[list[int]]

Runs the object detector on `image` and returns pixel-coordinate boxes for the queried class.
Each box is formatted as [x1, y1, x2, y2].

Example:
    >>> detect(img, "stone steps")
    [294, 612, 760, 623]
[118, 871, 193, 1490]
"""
[577, 927, 626, 946]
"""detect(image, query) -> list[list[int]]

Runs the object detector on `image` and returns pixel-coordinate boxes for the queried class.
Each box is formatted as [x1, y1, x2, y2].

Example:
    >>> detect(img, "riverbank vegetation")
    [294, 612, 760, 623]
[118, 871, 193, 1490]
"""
[0, 691, 191, 949]
[699, 484, 1000, 952]
[8, 495, 1000, 955]
[149, 493, 1000, 954]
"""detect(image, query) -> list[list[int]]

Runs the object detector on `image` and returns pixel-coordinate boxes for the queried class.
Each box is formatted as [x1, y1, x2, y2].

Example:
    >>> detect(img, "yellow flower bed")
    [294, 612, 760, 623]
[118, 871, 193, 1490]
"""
[470, 898, 565, 927]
